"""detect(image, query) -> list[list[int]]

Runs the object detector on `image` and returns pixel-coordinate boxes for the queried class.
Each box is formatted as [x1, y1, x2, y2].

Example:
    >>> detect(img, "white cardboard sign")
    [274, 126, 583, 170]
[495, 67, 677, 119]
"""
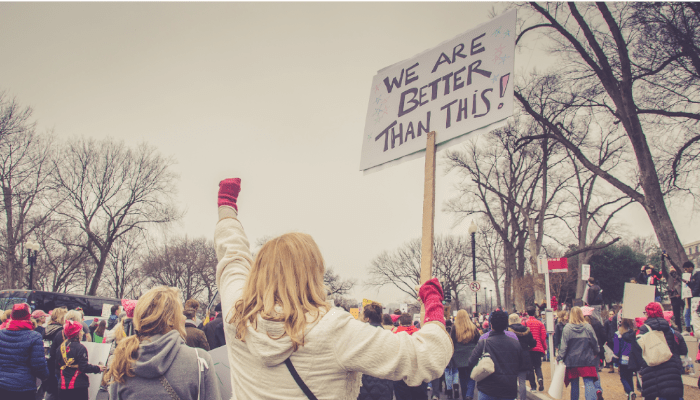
[622, 282, 656, 319]
[360, 10, 516, 172]
[581, 264, 591, 281]
[82, 342, 111, 400]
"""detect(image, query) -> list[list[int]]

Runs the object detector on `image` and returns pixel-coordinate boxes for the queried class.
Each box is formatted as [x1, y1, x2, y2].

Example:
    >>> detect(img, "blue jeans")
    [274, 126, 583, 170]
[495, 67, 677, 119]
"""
[685, 306, 691, 330]
[620, 365, 634, 394]
[569, 377, 597, 400]
[458, 367, 476, 399]
[477, 391, 514, 400]
[445, 366, 459, 387]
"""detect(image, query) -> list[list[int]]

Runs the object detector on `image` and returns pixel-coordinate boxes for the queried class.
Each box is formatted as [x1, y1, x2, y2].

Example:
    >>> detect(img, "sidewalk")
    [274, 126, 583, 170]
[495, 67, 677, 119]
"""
[526, 361, 700, 400]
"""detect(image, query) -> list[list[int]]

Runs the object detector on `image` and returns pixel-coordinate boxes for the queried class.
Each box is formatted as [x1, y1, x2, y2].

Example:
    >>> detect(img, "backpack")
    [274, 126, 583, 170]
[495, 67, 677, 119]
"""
[636, 324, 673, 367]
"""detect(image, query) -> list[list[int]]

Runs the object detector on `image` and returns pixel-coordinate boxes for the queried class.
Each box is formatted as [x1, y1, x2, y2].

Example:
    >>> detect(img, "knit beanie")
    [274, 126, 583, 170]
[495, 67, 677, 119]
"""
[645, 302, 664, 319]
[63, 320, 83, 338]
[581, 306, 594, 317]
[490, 310, 509, 332]
[122, 299, 138, 318]
[11, 303, 31, 321]
[663, 310, 673, 323]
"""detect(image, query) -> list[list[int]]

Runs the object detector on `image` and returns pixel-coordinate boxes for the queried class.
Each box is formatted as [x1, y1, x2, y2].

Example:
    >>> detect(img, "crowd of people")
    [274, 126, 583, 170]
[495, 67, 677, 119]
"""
[0, 177, 698, 400]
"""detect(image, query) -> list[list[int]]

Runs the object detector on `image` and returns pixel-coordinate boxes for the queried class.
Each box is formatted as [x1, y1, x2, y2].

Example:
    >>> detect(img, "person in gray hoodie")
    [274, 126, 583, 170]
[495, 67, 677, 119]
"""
[106, 286, 221, 400]
[557, 306, 601, 400]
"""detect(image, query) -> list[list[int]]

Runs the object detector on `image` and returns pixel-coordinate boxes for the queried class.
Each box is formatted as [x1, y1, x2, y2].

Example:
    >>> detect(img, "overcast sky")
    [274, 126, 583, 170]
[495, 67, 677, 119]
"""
[1, 2, 698, 306]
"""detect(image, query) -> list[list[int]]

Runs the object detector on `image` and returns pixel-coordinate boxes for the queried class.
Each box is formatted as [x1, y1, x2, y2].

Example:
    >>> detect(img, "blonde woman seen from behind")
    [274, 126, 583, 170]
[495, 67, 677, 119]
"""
[106, 286, 221, 400]
[215, 178, 452, 400]
[556, 307, 600, 400]
[451, 310, 481, 400]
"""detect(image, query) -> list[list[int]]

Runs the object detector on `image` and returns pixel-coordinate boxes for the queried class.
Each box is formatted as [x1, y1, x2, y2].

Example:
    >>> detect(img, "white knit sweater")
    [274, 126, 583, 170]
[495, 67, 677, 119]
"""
[214, 206, 453, 400]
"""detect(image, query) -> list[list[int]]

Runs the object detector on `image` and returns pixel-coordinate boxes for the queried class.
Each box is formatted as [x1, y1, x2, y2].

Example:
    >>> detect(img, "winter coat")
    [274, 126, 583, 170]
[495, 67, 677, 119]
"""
[524, 316, 547, 354]
[586, 284, 603, 306]
[357, 322, 394, 400]
[604, 319, 615, 348]
[44, 327, 65, 393]
[466, 330, 523, 399]
[621, 330, 644, 372]
[44, 322, 62, 340]
[107, 314, 119, 330]
[637, 317, 684, 399]
[589, 319, 606, 354]
[612, 331, 631, 366]
[214, 207, 452, 400]
[202, 314, 226, 350]
[671, 328, 688, 357]
[557, 323, 598, 368]
[450, 327, 480, 369]
[689, 271, 700, 298]
[0, 325, 49, 392]
[185, 320, 210, 351]
[508, 324, 537, 372]
[553, 322, 565, 351]
[55, 339, 101, 390]
[108, 330, 221, 400]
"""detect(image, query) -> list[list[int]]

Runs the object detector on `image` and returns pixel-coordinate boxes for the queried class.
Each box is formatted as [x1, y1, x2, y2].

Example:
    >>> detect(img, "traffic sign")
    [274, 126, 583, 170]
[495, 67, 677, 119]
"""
[469, 281, 481, 292]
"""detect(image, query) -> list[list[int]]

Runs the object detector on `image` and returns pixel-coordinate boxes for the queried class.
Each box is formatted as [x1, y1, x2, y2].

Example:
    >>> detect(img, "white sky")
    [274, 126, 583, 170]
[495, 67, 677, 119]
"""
[1, 2, 698, 306]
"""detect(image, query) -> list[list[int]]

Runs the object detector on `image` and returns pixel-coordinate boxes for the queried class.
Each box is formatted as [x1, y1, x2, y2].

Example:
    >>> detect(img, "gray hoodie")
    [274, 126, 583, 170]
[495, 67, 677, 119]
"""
[108, 330, 221, 400]
[557, 323, 598, 368]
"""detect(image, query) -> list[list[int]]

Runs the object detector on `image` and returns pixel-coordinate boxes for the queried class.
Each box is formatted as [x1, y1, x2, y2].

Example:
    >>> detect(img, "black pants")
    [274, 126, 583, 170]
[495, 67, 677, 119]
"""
[0, 388, 36, 400]
[528, 352, 543, 388]
[671, 296, 684, 329]
[394, 380, 428, 400]
[58, 388, 88, 400]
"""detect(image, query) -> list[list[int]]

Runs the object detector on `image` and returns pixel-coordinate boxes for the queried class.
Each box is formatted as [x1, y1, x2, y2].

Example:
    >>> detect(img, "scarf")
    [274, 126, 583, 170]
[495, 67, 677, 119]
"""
[6, 319, 34, 331]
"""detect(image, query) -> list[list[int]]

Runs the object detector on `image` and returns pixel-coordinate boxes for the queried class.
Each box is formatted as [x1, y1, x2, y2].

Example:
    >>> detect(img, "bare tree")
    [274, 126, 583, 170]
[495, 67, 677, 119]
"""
[140, 236, 216, 303]
[32, 220, 91, 293]
[0, 92, 56, 289]
[514, 2, 697, 273]
[366, 235, 473, 309]
[474, 218, 505, 309]
[324, 267, 355, 296]
[53, 137, 181, 295]
[102, 230, 145, 299]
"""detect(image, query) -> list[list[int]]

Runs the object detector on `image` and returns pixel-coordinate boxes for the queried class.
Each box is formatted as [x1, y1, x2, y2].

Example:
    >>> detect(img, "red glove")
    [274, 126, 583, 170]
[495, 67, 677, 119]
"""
[419, 277, 445, 324]
[218, 178, 241, 211]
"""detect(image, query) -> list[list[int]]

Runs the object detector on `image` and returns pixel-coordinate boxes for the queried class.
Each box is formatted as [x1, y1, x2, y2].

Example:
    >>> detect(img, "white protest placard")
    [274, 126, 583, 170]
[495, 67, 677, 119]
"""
[683, 273, 692, 299]
[413, 313, 421, 322]
[400, 303, 408, 314]
[101, 303, 112, 318]
[581, 264, 591, 281]
[622, 282, 656, 319]
[82, 342, 111, 400]
[209, 346, 232, 400]
[360, 10, 516, 172]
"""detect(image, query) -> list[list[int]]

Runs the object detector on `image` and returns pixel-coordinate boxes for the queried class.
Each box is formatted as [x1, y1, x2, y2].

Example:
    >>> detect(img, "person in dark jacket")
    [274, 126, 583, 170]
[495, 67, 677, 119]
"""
[638, 265, 664, 302]
[616, 318, 640, 400]
[637, 302, 684, 400]
[202, 303, 226, 350]
[107, 304, 120, 330]
[508, 313, 536, 400]
[0, 303, 49, 400]
[450, 310, 481, 400]
[466, 310, 523, 400]
[184, 308, 210, 350]
[553, 310, 567, 355]
[582, 307, 606, 372]
[56, 320, 104, 400]
[357, 303, 394, 400]
[557, 306, 601, 400]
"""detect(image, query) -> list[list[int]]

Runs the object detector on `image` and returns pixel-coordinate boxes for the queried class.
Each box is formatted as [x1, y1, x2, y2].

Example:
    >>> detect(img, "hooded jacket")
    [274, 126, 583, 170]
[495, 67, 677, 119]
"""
[55, 339, 101, 390]
[553, 321, 565, 351]
[108, 330, 220, 400]
[508, 323, 537, 372]
[637, 317, 684, 399]
[214, 208, 452, 400]
[450, 326, 480, 369]
[202, 314, 226, 350]
[557, 323, 598, 368]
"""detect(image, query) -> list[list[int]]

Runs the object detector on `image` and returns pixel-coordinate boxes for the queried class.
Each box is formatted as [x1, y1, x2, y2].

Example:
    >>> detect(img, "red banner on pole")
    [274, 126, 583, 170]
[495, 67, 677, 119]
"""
[548, 258, 568, 273]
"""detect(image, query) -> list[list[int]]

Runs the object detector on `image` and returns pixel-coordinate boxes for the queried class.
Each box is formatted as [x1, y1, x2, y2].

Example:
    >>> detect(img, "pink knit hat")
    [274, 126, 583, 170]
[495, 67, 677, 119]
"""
[663, 311, 674, 323]
[581, 306, 594, 316]
[635, 316, 647, 328]
[122, 299, 137, 318]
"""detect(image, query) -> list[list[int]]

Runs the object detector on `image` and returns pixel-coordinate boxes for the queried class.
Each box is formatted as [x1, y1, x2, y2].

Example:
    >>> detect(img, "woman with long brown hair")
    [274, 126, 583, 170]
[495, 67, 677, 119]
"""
[215, 178, 452, 399]
[93, 320, 107, 343]
[106, 286, 221, 400]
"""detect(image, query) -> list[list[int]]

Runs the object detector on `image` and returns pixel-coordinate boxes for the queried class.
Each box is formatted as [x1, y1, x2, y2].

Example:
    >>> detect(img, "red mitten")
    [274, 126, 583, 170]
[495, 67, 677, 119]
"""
[218, 178, 241, 211]
[419, 277, 445, 324]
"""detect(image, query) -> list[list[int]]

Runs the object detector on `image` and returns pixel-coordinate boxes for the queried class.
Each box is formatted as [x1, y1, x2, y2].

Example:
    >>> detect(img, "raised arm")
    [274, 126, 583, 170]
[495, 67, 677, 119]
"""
[214, 178, 254, 318]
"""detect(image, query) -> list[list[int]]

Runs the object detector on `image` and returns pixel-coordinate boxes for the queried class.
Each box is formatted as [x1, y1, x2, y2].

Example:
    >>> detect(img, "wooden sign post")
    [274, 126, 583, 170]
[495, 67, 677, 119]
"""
[420, 132, 436, 324]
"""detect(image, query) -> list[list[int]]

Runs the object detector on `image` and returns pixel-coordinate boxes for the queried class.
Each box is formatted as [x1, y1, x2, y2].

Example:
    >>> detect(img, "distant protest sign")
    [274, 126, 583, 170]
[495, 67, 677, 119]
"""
[360, 10, 516, 172]
[622, 282, 655, 319]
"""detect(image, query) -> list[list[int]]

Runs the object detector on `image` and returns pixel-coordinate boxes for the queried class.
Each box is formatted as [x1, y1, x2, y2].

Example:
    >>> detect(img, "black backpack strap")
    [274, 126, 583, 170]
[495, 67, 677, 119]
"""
[284, 358, 318, 400]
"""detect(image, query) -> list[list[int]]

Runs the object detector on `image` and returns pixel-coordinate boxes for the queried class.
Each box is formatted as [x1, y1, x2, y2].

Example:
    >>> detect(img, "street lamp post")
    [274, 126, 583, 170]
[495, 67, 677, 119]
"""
[26, 240, 40, 290]
[468, 220, 478, 316]
[490, 289, 493, 312]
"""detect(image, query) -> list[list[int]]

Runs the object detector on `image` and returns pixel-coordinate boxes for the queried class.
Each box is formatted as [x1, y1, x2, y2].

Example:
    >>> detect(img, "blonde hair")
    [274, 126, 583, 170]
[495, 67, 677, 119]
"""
[1, 309, 10, 323]
[112, 318, 127, 343]
[229, 232, 330, 351]
[454, 310, 478, 343]
[569, 307, 585, 324]
[65, 310, 83, 323]
[557, 310, 567, 321]
[508, 313, 521, 325]
[50, 308, 67, 324]
[106, 286, 186, 384]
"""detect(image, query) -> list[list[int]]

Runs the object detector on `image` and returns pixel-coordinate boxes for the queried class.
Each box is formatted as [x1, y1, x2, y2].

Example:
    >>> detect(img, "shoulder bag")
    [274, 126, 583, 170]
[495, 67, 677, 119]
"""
[470, 339, 495, 382]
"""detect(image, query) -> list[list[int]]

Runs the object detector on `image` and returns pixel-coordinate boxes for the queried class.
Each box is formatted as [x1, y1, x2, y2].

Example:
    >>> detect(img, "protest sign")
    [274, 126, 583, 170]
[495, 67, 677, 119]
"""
[101, 303, 112, 318]
[360, 10, 516, 172]
[400, 303, 408, 314]
[581, 264, 590, 280]
[622, 282, 656, 319]
[413, 313, 421, 323]
[209, 346, 232, 400]
[83, 342, 111, 400]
